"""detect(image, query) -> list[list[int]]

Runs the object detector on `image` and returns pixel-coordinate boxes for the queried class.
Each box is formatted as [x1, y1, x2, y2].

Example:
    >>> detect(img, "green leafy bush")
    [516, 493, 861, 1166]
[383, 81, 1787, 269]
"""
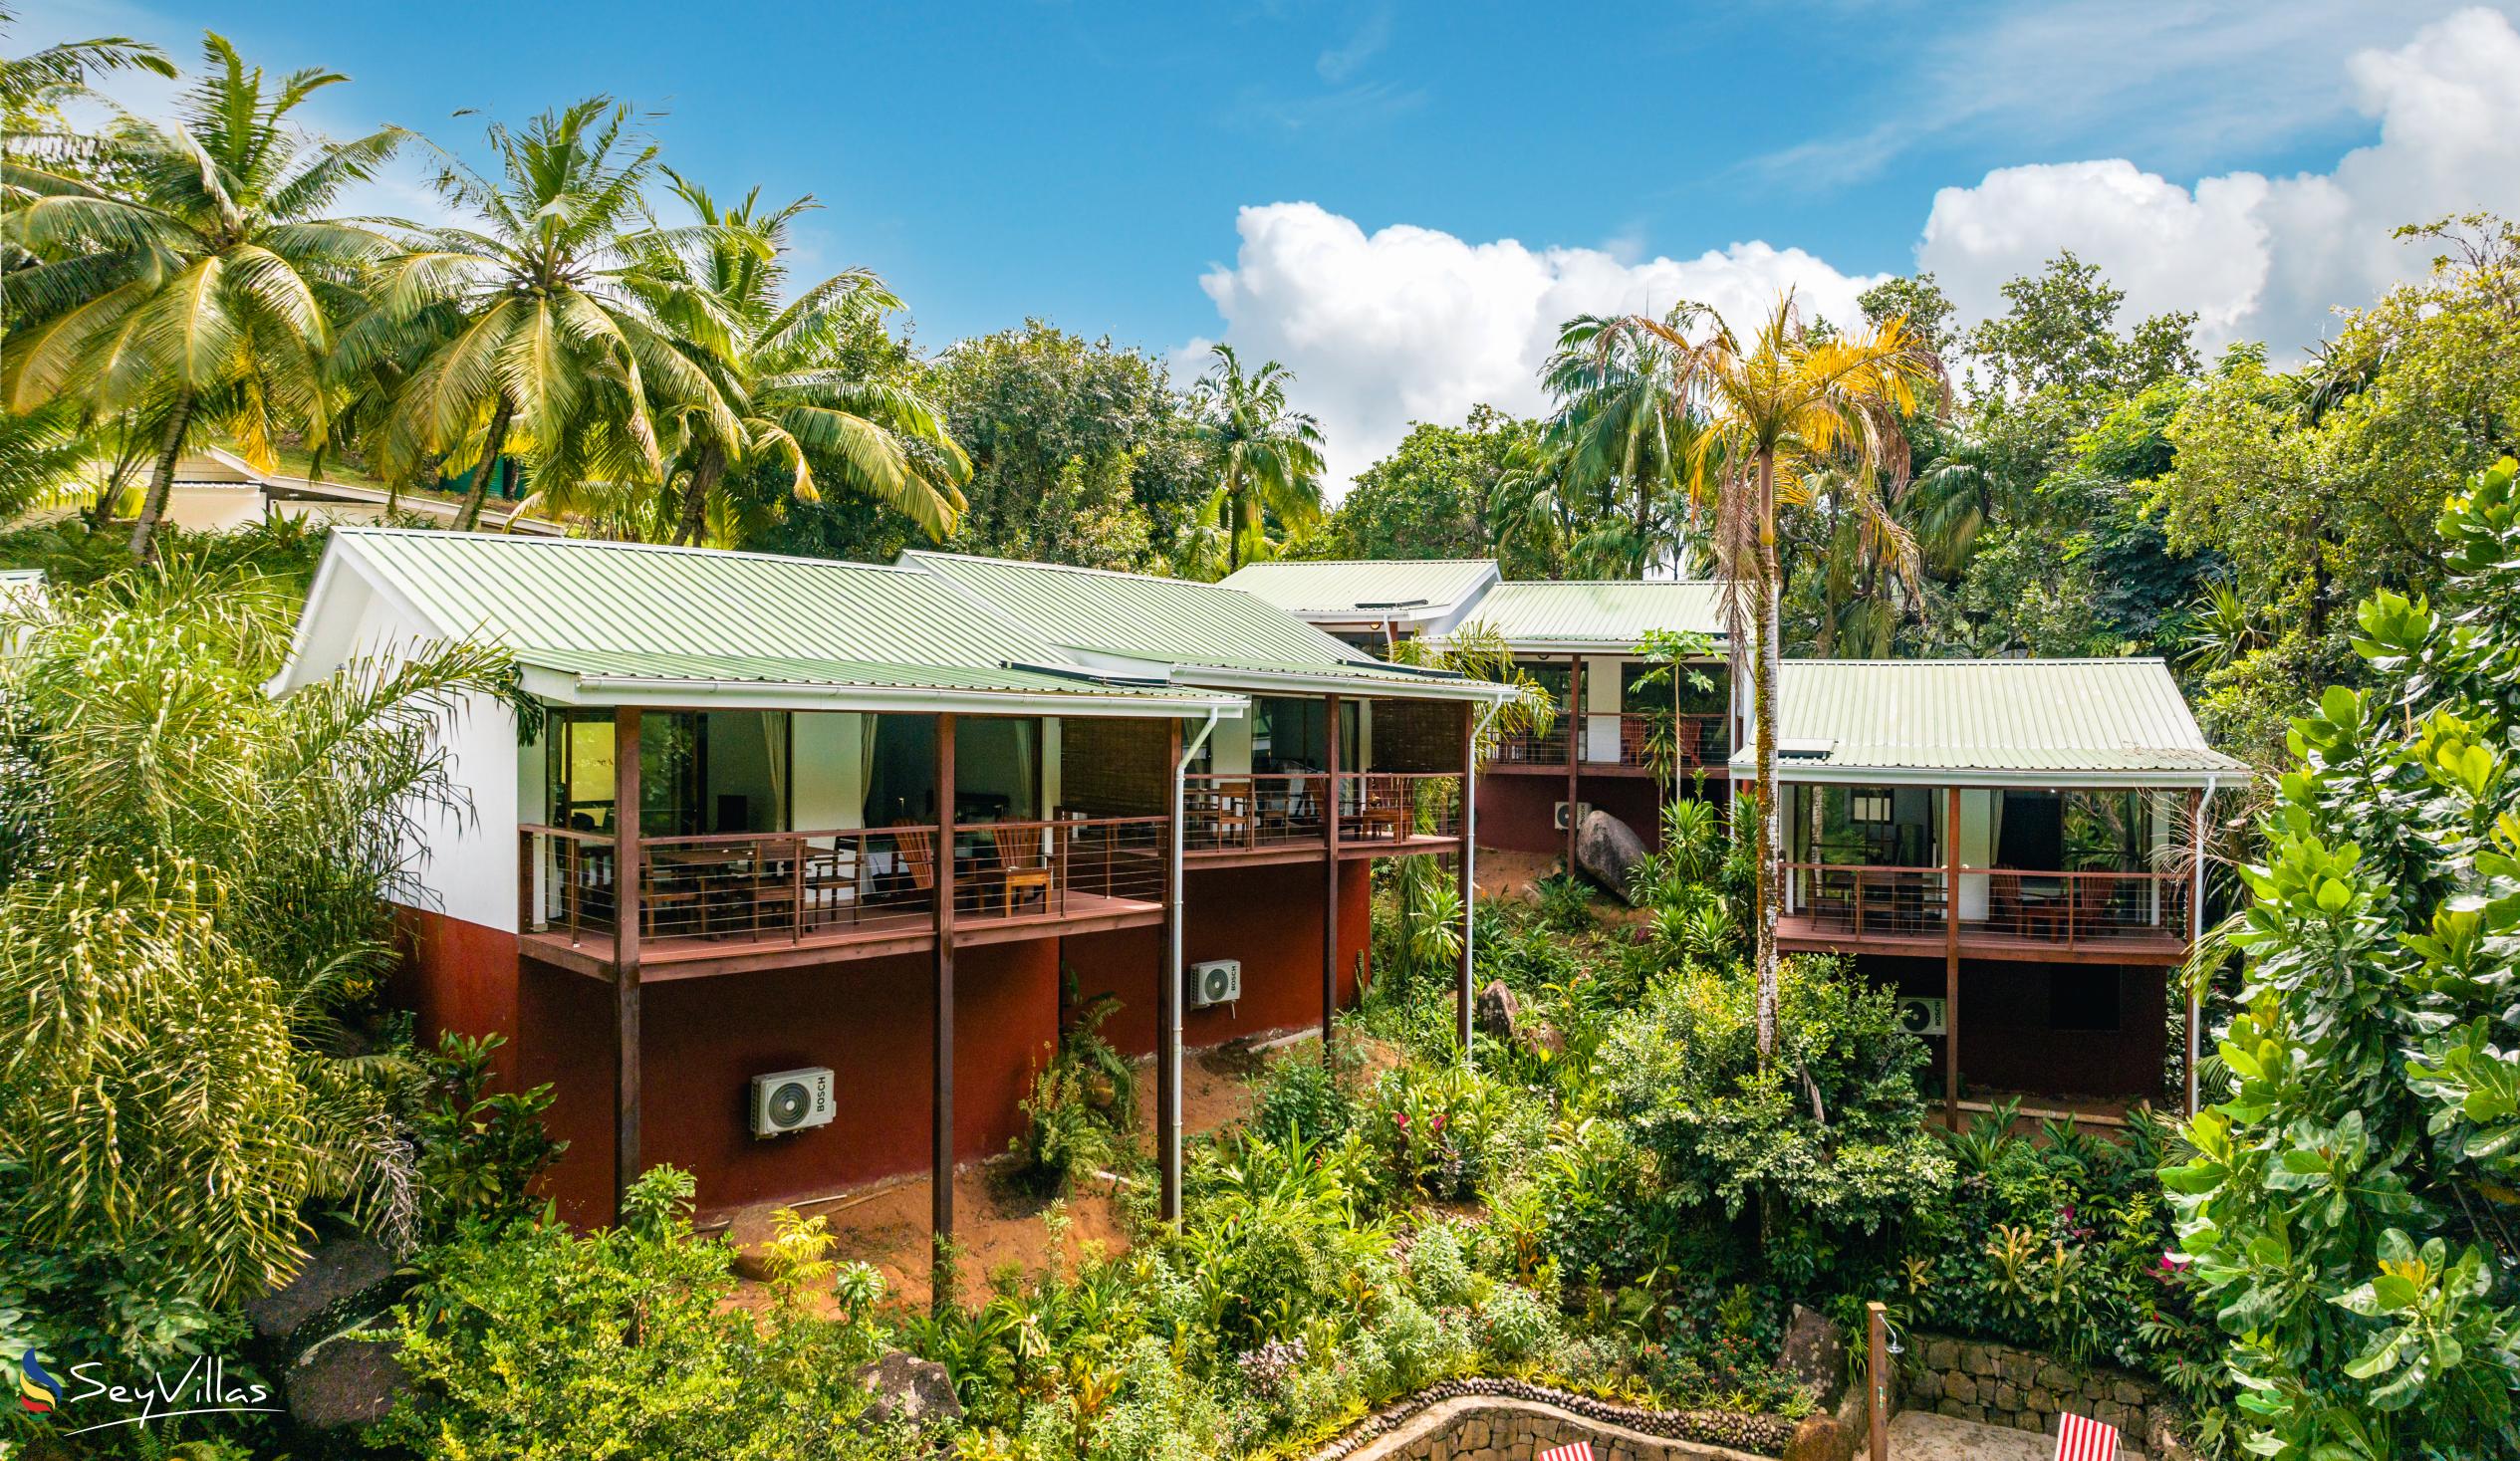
[2162, 457, 2520, 1456]
[376, 1167, 902, 1459]
[1013, 995, 1139, 1194]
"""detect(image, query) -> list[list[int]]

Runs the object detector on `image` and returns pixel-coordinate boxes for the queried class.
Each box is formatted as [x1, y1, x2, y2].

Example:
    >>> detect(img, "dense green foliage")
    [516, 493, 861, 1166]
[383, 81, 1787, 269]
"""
[377, 1168, 904, 1459]
[2163, 458, 2520, 1457]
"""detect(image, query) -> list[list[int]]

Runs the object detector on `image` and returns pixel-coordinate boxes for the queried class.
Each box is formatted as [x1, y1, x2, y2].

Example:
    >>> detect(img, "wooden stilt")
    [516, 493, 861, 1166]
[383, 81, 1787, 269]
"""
[1160, 716, 1183, 1222]
[612, 708, 643, 1220]
[931, 714, 956, 1303]
[1322, 693, 1342, 1056]
[1944, 785, 1962, 1128]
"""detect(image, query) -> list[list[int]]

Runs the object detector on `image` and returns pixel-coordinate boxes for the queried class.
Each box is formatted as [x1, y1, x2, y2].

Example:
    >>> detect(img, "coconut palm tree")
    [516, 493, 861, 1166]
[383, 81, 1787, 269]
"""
[355, 98, 733, 531]
[1194, 345, 1325, 570]
[0, 5, 173, 122]
[1544, 311, 1702, 576]
[1, 34, 404, 559]
[642, 174, 967, 546]
[1592, 294, 1944, 1059]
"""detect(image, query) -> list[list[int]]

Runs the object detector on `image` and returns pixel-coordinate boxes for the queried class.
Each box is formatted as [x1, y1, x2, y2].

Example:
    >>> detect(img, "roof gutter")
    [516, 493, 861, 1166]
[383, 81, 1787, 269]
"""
[1170, 663, 1517, 704]
[531, 668, 1246, 719]
[1737, 764, 2243, 790]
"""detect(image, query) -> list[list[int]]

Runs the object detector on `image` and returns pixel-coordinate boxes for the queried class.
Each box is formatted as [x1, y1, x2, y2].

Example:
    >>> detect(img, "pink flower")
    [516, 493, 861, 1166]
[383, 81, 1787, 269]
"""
[1430, 1113, 1447, 1131]
[1393, 1112, 1410, 1128]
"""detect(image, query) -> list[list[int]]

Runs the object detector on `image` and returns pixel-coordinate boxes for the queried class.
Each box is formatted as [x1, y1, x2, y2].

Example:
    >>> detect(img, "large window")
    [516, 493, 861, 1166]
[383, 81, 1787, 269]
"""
[1251, 696, 1358, 773]
[862, 715, 1043, 826]
[544, 709, 790, 838]
[1791, 783, 1938, 866]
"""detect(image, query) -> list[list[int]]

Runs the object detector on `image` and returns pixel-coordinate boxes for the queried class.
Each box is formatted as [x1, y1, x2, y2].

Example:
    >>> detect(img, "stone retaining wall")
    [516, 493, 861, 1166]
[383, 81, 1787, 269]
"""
[1324, 1392, 1774, 1461]
[1305, 1378, 1798, 1461]
[1905, 1334, 2169, 1445]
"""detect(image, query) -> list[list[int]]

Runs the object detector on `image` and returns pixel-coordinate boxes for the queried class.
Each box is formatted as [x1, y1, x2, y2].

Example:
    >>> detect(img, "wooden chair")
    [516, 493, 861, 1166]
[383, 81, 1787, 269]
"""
[639, 853, 705, 940]
[1359, 776, 1412, 841]
[891, 823, 937, 913]
[716, 836, 802, 939]
[1990, 872, 2024, 936]
[2075, 872, 2122, 938]
[991, 824, 1054, 916]
[1209, 779, 1256, 848]
[799, 838, 859, 930]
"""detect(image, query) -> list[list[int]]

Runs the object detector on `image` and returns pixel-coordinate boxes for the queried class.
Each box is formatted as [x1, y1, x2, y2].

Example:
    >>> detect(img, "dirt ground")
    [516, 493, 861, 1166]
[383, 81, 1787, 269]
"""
[1472, 847, 1562, 902]
[719, 1031, 1321, 1313]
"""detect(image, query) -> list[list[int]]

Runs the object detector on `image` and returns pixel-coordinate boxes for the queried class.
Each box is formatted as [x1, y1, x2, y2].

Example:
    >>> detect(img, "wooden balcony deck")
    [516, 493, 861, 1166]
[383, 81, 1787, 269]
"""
[1181, 772, 1465, 865]
[522, 888, 1165, 981]
[1777, 862, 2190, 966]
[519, 816, 1168, 981]
[1776, 910, 2186, 965]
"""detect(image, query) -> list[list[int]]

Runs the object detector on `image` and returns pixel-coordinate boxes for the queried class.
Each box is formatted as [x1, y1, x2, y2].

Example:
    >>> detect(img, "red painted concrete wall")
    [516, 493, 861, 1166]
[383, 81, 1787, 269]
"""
[392, 858, 1370, 1227]
[1856, 954, 2168, 1101]
[1477, 773, 1675, 857]
[392, 907, 522, 1060]
[1067, 858, 1371, 1057]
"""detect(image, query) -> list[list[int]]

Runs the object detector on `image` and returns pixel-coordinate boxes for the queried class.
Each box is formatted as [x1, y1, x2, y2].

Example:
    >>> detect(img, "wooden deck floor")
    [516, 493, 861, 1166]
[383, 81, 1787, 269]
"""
[1777, 911, 2185, 965]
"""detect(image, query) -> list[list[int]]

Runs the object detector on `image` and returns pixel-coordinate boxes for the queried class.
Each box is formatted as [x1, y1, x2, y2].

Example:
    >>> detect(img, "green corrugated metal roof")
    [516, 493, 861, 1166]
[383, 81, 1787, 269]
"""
[1731, 659, 2246, 781]
[902, 552, 1403, 676]
[310, 530, 1209, 705]
[1459, 580, 1730, 647]
[1218, 559, 1499, 616]
[345, 530, 1045, 667]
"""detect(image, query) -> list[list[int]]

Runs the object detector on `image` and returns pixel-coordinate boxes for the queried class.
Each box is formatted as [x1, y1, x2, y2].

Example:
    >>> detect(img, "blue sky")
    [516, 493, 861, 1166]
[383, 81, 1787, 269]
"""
[20, 1, 2520, 485]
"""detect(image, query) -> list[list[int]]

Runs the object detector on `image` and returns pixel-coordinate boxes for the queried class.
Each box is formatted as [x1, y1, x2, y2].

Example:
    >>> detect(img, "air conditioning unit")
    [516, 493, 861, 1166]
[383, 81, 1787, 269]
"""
[1553, 801, 1593, 831]
[1188, 958, 1242, 1009]
[750, 1066, 835, 1137]
[1894, 996, 1947, 1037]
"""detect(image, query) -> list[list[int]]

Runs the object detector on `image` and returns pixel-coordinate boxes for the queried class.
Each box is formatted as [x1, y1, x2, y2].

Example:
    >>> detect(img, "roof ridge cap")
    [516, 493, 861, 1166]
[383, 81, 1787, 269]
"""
[338, 527, 923, 575]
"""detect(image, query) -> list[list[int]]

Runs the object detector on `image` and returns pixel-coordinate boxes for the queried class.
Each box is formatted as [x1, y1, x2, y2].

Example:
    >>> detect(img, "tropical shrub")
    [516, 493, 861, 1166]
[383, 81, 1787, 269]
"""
[0, 564, 512, 1336]
[410, 1031, 566, 1244]
[377, 1168, 903, 1459]
[2162, 458, 2520, 1457]
[1012, 995, 1139, 1195]
[1574, 956, 1951, 1293]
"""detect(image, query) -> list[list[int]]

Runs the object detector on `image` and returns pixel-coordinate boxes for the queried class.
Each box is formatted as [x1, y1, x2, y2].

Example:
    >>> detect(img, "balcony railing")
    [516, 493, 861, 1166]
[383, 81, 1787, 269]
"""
[519, 815, 1168, 955]
[1490, 721, 1568, 766]
[1491, 712, 1728, 770]
[1184, 773, 1329, 851]
[1334, 772, 1464, 843]
[1780, 862, 2189, 950]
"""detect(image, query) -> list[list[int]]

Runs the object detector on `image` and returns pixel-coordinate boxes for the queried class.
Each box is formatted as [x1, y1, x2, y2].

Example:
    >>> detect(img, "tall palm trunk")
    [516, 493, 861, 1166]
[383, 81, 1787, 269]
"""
[1753, 447, 1782, 1061]
[452, 397, 515, 532]
[671, 443, 727, 546]
[128, 389, 197, 561]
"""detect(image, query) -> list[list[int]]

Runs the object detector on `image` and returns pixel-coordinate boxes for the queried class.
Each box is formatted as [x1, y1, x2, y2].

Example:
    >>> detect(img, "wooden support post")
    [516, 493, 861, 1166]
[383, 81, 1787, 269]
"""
[1944, 785, 1962, 1129]
[1564, 655, 1583, 875]
[1322, 693, 1342, 1058]
[1457, 699, 1475, 1054]
[1159, 715, 1184, 1223]
[931, 713, 957, 1300]
[612, 708, 643, 1220]
[1867, 1301, 1890, 1461]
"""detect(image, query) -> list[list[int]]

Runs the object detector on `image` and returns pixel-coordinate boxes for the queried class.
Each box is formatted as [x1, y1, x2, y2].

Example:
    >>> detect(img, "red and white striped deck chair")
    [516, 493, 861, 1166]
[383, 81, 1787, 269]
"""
[2056, 1410, 2121, 1461]
[1536, 1442, 1595, 1461]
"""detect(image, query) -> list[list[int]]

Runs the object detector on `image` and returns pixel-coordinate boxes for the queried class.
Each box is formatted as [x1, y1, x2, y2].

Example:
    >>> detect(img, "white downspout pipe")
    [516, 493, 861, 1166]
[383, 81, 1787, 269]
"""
[1165, 707, 1221, 1214]
[1459, 695, 1511, 1067]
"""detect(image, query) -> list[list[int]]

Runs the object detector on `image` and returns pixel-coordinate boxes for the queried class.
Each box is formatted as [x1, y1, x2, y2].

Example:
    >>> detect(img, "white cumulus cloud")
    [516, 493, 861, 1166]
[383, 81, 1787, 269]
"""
[1918, 6, 2520, 357]
[1199, 7, 2520, 496]
[1191, 204, 1886, 492]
